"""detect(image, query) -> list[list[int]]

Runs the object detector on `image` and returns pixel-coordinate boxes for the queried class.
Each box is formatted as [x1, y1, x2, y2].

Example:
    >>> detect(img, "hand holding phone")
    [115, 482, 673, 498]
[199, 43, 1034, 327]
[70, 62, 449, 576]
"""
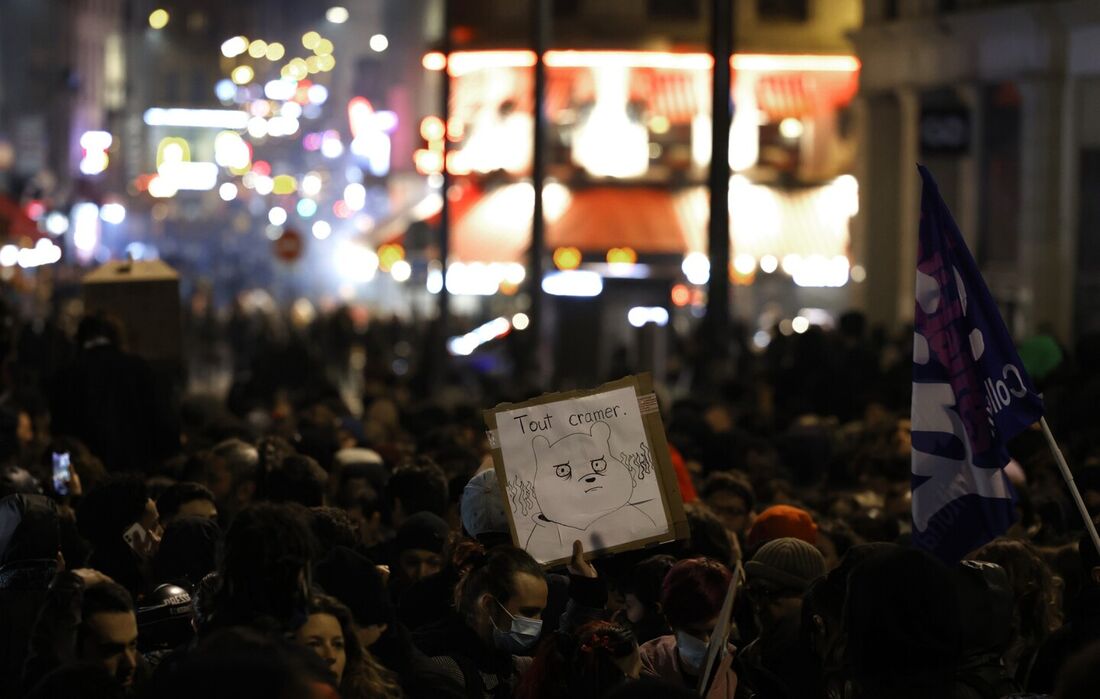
[52, 452, 72, 496]
[123, 522, 159, 558]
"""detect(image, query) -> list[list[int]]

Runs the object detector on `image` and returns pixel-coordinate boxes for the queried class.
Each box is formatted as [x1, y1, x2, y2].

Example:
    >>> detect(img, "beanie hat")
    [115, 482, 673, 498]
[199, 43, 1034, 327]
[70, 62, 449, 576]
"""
[745, 504, 817, 550]
[461, 469, 509, 539]
[745, 537, 826, 592]
[395, 511, 449, 555]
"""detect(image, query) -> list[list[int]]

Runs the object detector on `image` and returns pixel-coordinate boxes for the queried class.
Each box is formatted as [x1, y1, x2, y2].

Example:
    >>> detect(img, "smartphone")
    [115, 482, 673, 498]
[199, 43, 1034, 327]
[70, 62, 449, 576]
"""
[123, 522, 150, 554]
[52, 452, 72, 496]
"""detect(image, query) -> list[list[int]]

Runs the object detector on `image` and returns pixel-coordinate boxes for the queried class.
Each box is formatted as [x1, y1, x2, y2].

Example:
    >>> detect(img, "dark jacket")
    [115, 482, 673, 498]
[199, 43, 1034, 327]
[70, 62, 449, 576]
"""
[1026, 583, 1100, 693]
[0, 495, 60, 699]
[413, 612, 517, 699]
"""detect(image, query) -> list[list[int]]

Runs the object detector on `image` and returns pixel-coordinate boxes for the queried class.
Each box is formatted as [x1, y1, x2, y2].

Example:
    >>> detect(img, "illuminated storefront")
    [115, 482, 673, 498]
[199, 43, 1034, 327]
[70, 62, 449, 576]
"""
[395, 50, 861, 308]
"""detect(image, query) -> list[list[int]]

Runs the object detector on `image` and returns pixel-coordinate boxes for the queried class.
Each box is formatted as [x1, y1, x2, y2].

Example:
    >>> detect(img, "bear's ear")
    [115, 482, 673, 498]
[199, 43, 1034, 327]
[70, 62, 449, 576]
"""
[590, 420, 611, 445]
[532, 435, 551, 464]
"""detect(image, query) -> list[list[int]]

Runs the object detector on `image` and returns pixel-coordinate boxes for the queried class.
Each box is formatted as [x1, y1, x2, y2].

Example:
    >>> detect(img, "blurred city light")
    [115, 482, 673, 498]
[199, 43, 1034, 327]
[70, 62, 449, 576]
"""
[268, 207, 287, 226]
[265, 42, 285, 61]
[296, 199, 318, 218]
[447, 317, 511, 356]
[759, 254, 779, 274]
[682, 252, 710, 285]
[99, 203, 126, 224]
[79, 130, 112, 175]
[311, 220, 332, 240]
[542, 270, 603, 297]
[325, 7, 349, 24]
[850, 264, 867, 283]
[552, 247, 582, 271]
[733, 253, 756, 276]
[334, 241, 378, 283]
[221, 36, 248, 58]
[148, 9, 169, 29]
[792, 316, 810, 334]
[218, 183, 238, 201]
[511, 313, 530, 331]
[390, 259, 412, 282]
[72, 203, 100, 253]
[628, 306, 670, 328]
[231, 66, 255, 85]
[779, 117, 804, 139]
[215, 79, 237, 102]
[248, 39, 268, 58]
[45, 212, 69, 236]
[370, 34, 388, 52]
[144, 108, 249, 129]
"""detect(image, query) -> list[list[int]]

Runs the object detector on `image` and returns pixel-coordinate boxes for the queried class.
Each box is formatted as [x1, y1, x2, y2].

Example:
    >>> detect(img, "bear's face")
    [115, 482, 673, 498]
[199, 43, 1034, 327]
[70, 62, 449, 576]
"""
[531, 421, 632, 530]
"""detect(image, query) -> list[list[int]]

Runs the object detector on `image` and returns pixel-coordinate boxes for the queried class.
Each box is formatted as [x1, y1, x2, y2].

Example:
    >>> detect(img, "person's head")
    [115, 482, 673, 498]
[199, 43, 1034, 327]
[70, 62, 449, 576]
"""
[456, 545, 548, 651]
[78, 475, 158, 548]
[842, 547, 960, 694]
[745, 537, 826, 630]
[660, 558, 731, 672]
[744, 504, 817, 553]
[145, 626, 335, 699]
[157, 482, 218, 525]
[460, 467, 511, 548]
[137, 583, 195, 652]
[679, 503, 737, 567]
[621, 554, 676, 625]
[313, 545, 391, 647]
[308, 507, 358, 559]
[152, 515, 221, 589]
[218, 503, 315, 629]
[700, 471, 756, 537]
[338, 489, 384, 548]
[78, 581, 139, 689]
[970, 538, 1062, 647]
[394, 511, 448, 585]
[386, 457, 448, 527]
[296, 595, 355, 686]
[208, 438, 259, 511]
[260, 454, 326, 508]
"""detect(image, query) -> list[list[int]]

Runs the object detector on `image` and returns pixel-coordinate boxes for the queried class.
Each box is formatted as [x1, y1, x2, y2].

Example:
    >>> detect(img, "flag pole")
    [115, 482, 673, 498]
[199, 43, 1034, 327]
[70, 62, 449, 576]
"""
[1039, 417, 1100, 558]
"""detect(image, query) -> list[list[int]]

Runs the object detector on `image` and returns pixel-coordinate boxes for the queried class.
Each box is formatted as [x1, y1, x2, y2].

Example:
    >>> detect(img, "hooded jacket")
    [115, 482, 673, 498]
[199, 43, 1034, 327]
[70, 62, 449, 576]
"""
[0, 494, 60, 699]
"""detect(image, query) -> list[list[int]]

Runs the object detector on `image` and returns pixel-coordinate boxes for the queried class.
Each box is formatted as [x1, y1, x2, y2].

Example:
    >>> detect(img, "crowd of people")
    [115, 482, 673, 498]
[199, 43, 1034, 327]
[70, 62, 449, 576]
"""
[1, 299, 1100, 699]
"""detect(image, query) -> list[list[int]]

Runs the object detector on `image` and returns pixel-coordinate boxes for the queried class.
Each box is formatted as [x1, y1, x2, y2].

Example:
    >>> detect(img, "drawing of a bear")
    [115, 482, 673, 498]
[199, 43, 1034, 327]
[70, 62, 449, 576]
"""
[525, 421, 655, 554]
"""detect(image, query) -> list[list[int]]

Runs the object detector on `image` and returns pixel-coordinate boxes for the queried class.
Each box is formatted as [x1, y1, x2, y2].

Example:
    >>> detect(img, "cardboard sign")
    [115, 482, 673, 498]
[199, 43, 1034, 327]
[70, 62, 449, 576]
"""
[485, 374, 688, 566]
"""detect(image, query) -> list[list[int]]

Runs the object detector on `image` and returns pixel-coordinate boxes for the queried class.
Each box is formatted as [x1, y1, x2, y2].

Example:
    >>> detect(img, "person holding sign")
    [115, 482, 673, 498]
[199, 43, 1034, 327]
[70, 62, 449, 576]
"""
[638, 558, 738, 698]
[414, 546, 549, 698]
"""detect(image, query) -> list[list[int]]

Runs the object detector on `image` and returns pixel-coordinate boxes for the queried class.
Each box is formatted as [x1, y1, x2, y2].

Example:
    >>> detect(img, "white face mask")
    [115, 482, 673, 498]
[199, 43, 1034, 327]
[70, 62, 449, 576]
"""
[491, 598, 543, 653]
[675, 630, 708, 671]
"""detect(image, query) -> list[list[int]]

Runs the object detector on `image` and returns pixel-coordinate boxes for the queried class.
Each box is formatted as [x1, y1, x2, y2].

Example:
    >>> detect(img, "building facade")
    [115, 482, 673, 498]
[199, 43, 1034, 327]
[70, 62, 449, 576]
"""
[852, 0, 1100, 344]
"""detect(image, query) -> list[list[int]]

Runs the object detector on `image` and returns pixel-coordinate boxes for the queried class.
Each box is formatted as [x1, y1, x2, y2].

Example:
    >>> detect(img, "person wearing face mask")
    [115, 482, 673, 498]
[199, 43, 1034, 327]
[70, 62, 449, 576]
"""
[413, 546, 548, 699]
[639, 558, 738, 699]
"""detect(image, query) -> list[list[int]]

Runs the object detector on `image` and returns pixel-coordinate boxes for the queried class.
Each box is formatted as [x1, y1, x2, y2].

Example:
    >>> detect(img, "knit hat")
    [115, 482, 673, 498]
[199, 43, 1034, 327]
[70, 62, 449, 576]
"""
[395, 511, 449, 555]
[745, 537, 826, 592]
[461, 468, 509, 539]
[745, 504, 817, 550]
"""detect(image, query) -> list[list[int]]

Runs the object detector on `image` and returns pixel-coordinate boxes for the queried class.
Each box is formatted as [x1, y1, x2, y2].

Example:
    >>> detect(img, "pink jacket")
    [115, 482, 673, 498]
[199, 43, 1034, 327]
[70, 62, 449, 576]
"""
[639, 634, 738, 699]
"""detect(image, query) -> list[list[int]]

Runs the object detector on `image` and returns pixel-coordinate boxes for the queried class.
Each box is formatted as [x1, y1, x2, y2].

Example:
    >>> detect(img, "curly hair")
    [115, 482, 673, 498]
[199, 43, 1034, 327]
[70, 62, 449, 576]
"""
[214, 503, 315, 631]
[305, 595, 402, 699]
[970, 538, 1062, 673]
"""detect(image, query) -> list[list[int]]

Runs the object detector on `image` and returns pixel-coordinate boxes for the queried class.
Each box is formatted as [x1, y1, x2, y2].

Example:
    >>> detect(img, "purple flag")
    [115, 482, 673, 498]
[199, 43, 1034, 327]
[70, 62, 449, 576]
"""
[911, 165, 1045, 562]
